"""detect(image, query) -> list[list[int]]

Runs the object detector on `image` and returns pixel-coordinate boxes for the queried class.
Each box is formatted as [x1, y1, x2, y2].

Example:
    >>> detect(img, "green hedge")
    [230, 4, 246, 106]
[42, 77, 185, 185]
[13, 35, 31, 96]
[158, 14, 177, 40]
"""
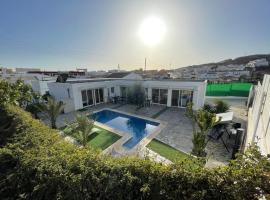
[206, 83, 252, 97]
[0, 106, 269, 199]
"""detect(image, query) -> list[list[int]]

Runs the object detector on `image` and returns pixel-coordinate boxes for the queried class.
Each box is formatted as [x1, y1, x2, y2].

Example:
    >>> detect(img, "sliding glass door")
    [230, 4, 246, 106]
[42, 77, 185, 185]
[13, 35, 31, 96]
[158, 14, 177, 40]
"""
[81, 88, 103, 107]
[152, 89, 159, 103]
[95, 88, 104, 104]
[171, 90, 180, 107]
[151, 88, 168, 105]
[81, 89, 94, 107]
[171, 89, 193, 107]
[120, 87, 127, 98]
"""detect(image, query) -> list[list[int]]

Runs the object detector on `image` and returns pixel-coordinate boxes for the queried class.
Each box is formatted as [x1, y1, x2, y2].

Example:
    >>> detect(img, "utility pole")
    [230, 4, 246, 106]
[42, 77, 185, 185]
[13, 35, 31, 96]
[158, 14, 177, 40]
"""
[144, 58, 147, 71]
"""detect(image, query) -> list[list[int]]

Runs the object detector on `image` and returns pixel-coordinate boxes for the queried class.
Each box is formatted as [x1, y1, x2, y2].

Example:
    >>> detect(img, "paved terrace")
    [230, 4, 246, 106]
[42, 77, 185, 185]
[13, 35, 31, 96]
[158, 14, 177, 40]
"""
[42, 101, 247, 168]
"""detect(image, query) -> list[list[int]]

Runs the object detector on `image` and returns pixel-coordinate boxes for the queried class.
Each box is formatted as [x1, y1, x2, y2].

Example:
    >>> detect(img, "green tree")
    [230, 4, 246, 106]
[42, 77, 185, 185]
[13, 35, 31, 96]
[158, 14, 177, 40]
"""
[37, 97, 64, 129]
[0, 79, 33, 107]
[127, 83, 145, 108]
[214, 99, 230, 113]
[63, 114, 95, 147]
[186, 103, 219, 157]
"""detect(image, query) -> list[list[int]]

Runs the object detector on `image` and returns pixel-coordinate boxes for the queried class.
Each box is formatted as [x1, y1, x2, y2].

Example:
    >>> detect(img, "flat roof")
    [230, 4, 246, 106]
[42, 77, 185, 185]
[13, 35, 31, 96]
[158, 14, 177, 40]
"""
[65, 78, 205, 84]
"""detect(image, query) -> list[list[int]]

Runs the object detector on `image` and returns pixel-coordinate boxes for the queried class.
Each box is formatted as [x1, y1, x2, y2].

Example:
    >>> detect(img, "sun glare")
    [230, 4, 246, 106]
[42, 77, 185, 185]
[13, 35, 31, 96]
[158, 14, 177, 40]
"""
[138, 16, 166, 46]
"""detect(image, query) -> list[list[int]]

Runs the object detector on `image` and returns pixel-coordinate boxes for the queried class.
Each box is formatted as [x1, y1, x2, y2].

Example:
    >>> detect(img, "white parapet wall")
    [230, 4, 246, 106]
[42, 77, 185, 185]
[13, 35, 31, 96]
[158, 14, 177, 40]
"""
[246, 75, 270, 155]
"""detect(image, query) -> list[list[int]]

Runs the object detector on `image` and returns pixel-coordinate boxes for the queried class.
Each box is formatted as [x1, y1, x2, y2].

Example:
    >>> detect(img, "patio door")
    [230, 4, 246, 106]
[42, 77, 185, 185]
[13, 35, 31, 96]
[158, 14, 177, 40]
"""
[171, 89, 193, 108]
[171, 90, 180, 107]
[81, 89, 94, 107]
[94, 88, 104, 105]
[120, 87, 127, 98]
[152, 88, 168, 105]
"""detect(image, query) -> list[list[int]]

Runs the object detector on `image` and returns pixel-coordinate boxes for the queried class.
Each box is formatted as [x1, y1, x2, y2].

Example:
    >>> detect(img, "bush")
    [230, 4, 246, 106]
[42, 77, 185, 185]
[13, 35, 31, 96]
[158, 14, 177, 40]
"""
[127, 84, 145, 108]
[0, 105, 269, 199]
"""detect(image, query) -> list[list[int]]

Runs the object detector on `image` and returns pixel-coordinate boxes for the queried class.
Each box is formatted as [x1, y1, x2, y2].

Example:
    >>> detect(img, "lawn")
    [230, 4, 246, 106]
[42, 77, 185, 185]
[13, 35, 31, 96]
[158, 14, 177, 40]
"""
[61, 125, 121, 150]
[87, 126, 121, 150]
[147, 139, 195, 163]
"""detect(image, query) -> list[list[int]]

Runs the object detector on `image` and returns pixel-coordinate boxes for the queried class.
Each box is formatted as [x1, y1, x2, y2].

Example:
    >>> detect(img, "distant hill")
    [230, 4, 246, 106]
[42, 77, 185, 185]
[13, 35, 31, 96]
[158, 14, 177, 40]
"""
[176, 54, 270, 70]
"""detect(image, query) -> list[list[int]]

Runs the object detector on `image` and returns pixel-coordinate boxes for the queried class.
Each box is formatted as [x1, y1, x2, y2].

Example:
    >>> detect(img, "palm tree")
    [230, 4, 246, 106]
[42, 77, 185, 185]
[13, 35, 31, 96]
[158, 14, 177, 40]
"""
[38, 97, 64, 129]
[214, 100, 230, 113]
[186, 102, 219, 157]
[63, 115, 95, 147]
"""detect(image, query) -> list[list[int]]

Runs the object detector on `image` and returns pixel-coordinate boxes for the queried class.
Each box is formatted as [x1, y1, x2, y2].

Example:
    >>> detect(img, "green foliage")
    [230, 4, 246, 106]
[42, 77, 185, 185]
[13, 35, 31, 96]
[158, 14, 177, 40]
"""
[127, 83, 145, 108]
[186, 103, 219, 157]
[37, 97, 64, 129]
[0, 105, 269, 199]
[203, 100, 230, 114]
[63, 115, 95, 147]
[213, 99, 230, 113]
[0, 79, 34, 107]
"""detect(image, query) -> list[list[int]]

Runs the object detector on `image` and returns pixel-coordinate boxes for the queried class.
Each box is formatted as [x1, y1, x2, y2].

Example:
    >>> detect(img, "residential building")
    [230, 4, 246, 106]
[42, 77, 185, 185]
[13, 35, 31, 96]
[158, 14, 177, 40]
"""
[246, 74, 270, 155]
[48, 79, 207, 113]
[246, 58, 269, 68]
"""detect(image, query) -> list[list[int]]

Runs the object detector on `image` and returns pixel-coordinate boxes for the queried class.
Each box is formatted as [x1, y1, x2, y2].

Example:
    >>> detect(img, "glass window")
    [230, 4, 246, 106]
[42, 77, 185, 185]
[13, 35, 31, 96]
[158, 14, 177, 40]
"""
[99, 88, 104, 102]
[180, 90, 193, 107]
[87, 90, 93, 105]
[171, 90, 179, 107]
[81, 90, 87, 107]
[159, 89, 168, 105]
[111, 87, 114, 93]
[95, 89, 100, 104]
[152, 89, 159, 103]
[120, 87, 127, 98]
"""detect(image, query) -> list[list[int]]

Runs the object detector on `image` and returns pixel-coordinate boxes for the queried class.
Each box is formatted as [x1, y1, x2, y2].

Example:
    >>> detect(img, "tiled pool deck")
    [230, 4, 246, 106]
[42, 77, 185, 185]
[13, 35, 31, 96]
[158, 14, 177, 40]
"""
[44, 100, 247, 168]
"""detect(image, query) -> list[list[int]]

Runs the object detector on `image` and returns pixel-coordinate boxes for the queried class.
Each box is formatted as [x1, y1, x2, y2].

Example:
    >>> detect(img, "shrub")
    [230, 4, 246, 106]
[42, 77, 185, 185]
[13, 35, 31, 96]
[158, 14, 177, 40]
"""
[0, 105, 269, 199]
[213, 100, 230, 113]
[127, 84, 145, 108]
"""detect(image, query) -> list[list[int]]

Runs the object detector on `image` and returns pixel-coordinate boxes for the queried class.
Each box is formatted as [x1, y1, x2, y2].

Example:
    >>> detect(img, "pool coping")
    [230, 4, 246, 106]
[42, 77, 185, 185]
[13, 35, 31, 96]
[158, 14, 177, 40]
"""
[89, 108, 167, 156]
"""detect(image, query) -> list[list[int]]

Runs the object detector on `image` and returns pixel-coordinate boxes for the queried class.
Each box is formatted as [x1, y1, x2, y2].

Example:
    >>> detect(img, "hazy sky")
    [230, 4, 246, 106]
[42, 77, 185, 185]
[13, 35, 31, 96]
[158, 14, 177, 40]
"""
[0, 0, 270, 71]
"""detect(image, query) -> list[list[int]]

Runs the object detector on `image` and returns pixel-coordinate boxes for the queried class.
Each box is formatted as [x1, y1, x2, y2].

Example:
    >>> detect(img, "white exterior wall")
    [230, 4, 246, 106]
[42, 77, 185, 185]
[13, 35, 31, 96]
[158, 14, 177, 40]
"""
[48, 82, 75, 113]
[30, 80, 54, 95]
[246, 75, 270, 155]
[48, 79, 207, 113]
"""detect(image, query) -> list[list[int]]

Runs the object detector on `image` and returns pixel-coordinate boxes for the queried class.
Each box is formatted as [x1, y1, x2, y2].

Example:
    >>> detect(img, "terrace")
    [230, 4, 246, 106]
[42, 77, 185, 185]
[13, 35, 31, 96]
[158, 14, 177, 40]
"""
[48, 100, 243, 168]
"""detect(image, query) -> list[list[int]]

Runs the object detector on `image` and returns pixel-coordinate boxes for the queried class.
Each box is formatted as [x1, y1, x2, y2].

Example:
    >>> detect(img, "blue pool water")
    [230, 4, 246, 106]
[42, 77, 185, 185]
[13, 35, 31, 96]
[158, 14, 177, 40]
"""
[92, 109, 159, 149]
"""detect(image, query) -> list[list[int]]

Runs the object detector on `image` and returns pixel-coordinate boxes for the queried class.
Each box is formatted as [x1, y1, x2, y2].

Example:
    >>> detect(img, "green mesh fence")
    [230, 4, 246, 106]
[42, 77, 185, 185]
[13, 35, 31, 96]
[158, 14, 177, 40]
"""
[206, 83, 252, 97]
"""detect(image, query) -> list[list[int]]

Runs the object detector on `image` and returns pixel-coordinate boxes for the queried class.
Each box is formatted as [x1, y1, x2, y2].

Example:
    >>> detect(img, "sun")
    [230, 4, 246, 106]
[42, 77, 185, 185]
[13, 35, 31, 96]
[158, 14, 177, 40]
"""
[138, 16, 166, 46]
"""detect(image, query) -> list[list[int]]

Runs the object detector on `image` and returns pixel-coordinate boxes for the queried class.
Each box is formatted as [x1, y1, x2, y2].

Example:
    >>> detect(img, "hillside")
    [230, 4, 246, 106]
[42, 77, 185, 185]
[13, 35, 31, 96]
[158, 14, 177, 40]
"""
[176, 54, 270, 70]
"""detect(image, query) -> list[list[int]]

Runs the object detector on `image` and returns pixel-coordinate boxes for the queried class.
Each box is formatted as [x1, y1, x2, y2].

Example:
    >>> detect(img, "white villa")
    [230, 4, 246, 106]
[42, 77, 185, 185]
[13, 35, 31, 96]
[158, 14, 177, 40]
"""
[48, 79, 207, 113]
[246, 74, 270, 155]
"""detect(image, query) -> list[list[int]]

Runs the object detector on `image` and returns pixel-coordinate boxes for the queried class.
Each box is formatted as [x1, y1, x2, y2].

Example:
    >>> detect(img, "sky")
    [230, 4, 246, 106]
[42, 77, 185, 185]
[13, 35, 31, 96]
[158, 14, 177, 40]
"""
[0, 0, 270, 71]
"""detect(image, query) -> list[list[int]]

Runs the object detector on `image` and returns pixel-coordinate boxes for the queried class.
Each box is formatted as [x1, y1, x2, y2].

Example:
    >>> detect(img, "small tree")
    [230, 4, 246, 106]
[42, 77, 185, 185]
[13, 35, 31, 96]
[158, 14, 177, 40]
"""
[127, 83, 145, 108]
[37, 97, 64, 129]
[0, 79, 34, 107]
[186, 103, 219, 157]
[63, 115, 95, 147]
[214, 100, 230, 113]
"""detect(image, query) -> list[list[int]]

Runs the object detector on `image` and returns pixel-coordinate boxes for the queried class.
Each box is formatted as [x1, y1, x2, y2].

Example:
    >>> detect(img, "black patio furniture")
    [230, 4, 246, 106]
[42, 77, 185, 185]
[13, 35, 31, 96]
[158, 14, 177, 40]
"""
[206, 124, 230, 152]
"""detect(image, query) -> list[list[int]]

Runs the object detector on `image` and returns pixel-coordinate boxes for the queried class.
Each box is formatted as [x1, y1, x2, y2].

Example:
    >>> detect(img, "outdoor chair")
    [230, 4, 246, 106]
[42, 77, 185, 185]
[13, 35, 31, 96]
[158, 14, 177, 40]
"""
[228, 122, 241, 138]
[206, 124, 230, 152]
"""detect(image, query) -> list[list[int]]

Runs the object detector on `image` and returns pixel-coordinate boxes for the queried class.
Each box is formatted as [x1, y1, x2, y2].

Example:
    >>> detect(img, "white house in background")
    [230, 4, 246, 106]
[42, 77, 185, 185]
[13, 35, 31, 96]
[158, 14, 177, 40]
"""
[246, 74, 270, 156]
[246, 58, 269, 68]
[0, 71, 55, 95]
[48, 79, 207, 113]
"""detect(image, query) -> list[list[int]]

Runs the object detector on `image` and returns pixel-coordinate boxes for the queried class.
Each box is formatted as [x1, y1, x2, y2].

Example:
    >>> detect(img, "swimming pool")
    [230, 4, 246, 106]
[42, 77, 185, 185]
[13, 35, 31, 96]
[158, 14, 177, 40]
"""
[92, 109, 160, 149]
